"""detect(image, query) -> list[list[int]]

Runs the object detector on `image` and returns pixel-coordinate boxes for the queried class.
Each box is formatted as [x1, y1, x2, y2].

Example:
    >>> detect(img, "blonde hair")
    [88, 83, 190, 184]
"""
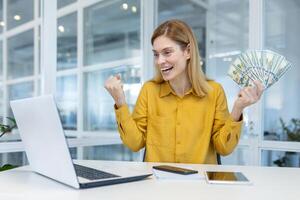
[151, 19, 211, 97]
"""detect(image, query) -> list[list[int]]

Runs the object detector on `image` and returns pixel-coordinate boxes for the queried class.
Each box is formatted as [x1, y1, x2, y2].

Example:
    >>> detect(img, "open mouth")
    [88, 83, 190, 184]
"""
[161, 66, 174, 73]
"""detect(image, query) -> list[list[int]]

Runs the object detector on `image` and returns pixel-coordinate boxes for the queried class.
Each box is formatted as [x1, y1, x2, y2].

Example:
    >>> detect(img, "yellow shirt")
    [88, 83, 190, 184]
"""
[115, 80, 243, 164]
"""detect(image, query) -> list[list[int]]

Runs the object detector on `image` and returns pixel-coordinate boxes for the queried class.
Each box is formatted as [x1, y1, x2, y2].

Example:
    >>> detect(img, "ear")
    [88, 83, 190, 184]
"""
[184, 43, 191, 60]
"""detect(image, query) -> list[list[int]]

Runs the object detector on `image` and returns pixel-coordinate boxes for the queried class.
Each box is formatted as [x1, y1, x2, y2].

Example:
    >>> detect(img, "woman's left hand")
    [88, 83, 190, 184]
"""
[231, 80, 264, 121]
[234, 80, 264, 110]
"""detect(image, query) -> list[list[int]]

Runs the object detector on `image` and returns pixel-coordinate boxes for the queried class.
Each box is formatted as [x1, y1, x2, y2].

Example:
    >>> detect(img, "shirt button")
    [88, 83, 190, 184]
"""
[177, 141, 181, 145]
[177, 121, 180, 125]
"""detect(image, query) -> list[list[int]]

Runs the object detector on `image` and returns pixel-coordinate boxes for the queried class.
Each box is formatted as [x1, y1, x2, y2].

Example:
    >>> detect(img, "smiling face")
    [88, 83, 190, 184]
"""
[152, 36, 190, 82]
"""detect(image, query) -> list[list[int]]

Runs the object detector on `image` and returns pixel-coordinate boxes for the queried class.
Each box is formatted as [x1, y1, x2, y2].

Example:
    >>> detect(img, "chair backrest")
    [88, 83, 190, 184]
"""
[143, 148, 146, 162]
[217, 154, 222, 165]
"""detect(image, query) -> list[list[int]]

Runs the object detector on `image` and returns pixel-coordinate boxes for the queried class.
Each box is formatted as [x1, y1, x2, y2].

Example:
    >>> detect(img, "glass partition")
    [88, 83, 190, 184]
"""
[263, 0, 300, 142]
[0, 152, 28, 167]
[262, 150, 300, 168]
[7, 0, 34, 30]
[57, 12, 77, 70]
[0, 84, 3, 120]
[7, 30, 34, 79]
[58, 0, 76, 9]
[56, 75, 77, 130]
[8, 81, 34, 101]
[221, 147, 251, 166]
[83, 0, 140, 65]
[0, 41, 2, 80]
[83, 144, 140, 161]
[0, 0, 3, 33]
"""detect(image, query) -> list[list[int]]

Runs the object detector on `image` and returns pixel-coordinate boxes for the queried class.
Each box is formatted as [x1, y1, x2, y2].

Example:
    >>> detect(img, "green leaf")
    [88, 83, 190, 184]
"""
[0, 164, 17, 172]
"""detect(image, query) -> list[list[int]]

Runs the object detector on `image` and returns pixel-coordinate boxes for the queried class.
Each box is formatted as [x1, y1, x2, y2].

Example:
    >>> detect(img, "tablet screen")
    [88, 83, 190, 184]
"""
[205, 171, 250, 184]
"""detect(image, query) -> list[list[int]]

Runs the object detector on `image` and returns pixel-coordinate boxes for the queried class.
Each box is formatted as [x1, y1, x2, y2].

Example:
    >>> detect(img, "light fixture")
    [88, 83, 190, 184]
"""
[58, 25, 65, 33]
[122, 3, 128, 10]
[0, 21, 5, 26]
[208, 50, 241, 59]
[131, 6, 137, 13]
[14, 15, 21, 21]
[223, 57, 232, 62]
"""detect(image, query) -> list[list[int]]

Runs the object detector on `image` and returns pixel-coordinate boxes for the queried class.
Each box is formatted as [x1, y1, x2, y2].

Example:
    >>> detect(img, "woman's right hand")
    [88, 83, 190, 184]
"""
[104, 74, 126, 108]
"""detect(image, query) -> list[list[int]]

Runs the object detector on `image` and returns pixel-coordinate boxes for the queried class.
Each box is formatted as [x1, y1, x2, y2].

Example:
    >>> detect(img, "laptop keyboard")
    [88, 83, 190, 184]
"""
[74, 164, 119, 180]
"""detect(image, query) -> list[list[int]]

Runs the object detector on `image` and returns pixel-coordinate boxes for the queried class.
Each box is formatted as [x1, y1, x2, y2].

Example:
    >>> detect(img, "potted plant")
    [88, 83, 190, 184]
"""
[280, 118, 300, 142]
[275, 118, 300, 167]
[0, 117, 18, 171]
[0, 117, 17, 138]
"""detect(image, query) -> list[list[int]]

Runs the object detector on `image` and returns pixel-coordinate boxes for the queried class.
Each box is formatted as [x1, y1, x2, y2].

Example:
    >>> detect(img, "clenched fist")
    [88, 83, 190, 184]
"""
[231, 80, 264, 121]
[104, 74, 126, 108]
[235, 80, 264, 110]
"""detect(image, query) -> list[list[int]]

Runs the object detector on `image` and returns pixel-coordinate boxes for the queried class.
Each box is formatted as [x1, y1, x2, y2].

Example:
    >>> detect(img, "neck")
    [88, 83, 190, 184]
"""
[169, 71, 191, 97]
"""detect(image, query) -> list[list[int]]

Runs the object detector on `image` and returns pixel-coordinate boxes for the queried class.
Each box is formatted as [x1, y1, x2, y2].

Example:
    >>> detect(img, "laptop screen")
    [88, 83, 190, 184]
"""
[10, 95, 80, 188]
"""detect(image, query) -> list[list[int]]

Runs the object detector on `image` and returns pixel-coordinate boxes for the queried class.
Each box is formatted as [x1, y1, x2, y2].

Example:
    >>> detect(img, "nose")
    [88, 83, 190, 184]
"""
[156, 55, 166, 65]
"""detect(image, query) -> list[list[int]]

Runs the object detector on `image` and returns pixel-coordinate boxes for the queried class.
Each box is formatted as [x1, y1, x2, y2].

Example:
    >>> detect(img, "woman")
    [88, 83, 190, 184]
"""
[104, 19, 263, 164]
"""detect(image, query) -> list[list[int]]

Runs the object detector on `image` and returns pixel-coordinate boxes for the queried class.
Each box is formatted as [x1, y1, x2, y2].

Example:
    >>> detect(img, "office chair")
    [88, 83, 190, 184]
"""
[142, 148, 146, 162]
[216, 154, 221, 165]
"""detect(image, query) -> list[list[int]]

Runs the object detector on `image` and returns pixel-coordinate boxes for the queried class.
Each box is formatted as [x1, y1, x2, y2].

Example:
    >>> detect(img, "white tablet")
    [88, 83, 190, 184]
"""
[205, 171, 251, 185]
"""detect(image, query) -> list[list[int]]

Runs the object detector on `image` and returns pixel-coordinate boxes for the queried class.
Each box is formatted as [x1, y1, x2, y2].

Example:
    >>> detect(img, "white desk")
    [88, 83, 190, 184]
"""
[0, 160, 298, 200]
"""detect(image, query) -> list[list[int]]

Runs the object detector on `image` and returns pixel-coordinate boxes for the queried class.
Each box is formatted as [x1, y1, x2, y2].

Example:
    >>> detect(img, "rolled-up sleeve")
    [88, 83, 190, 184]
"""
[114, 84, 148, 152]
[211, 85, 243, 156]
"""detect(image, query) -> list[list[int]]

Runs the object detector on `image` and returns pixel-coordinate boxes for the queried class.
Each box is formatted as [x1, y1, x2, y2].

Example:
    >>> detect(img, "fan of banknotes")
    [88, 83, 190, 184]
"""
[228, 50, 292, 89]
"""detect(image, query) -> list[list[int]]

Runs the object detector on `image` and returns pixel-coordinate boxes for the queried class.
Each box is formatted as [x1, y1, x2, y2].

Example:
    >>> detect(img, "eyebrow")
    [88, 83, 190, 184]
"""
[152, 47, 174, 53]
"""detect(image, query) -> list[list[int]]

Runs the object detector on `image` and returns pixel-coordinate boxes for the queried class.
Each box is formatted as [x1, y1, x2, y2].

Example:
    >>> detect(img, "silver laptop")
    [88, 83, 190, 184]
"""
[10, 95, 151, 189]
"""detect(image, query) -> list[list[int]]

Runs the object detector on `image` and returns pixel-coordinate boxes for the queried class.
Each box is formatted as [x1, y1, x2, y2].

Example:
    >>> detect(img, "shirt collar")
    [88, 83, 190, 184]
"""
[159, 81, 199, 97]
[159, 81, 173, 97]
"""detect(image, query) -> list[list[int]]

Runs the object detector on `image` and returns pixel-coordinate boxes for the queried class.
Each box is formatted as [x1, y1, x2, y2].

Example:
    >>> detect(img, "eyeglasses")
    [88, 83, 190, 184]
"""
[152, 47, 176, 60]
